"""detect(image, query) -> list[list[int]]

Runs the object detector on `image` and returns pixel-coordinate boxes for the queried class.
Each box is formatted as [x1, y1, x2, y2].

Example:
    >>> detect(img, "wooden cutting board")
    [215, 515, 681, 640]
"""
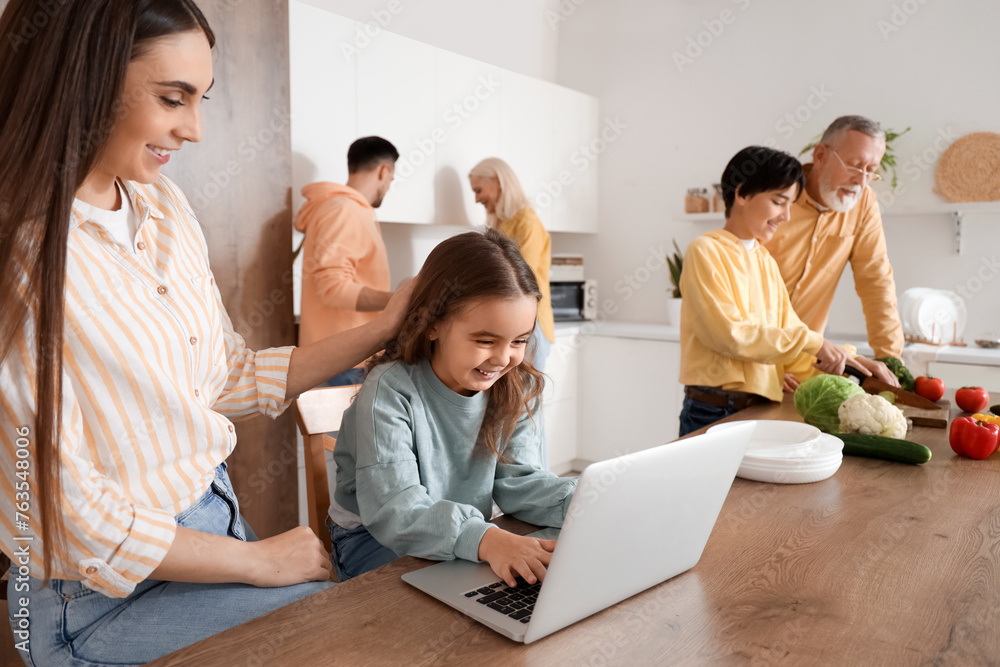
[900, 399, 950, 428]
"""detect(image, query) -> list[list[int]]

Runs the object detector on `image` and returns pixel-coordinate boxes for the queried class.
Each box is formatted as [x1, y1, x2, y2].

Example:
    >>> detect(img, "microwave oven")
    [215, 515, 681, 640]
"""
[550, 279, 597, 321]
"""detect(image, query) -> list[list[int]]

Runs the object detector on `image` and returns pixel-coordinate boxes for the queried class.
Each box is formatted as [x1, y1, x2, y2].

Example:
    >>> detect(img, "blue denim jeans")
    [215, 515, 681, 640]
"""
[678, 394, 740, 437]
[327, 517, 399, 582]
[9, 463, 332, 667]
[531, 325, 552, 374]
[321, 367, 366, 387]
[531, 324, 552, 469]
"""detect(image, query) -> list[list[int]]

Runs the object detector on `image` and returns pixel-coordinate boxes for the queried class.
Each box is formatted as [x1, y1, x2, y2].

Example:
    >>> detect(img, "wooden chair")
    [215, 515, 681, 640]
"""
[294, 384, 361, 575]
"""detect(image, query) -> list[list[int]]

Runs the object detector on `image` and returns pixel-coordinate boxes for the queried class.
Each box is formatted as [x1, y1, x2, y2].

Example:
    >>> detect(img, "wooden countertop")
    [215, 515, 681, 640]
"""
[151, 393, 1000, 665]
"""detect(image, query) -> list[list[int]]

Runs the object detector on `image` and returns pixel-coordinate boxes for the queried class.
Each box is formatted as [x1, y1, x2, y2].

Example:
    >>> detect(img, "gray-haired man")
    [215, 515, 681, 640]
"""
[764, 115, 903, 387]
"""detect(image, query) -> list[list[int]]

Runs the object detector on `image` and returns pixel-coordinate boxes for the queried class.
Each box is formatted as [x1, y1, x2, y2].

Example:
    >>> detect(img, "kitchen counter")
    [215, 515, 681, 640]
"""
[933, 343, 1000, 365]
[557, 320, 1000, 368]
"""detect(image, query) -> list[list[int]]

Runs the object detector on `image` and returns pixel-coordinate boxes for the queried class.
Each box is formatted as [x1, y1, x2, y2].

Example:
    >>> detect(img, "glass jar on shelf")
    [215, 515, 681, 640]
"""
[684, 187, 710, 214]
[712, 183, 725, 213]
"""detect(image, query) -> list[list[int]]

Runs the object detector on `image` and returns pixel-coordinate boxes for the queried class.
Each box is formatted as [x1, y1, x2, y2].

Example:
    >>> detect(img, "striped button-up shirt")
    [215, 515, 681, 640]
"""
[0, 176, 293, 597]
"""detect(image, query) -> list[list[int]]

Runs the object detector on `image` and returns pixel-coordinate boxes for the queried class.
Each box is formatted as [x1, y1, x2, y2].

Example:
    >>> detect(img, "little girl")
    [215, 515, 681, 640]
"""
[328, 229, 577, 586]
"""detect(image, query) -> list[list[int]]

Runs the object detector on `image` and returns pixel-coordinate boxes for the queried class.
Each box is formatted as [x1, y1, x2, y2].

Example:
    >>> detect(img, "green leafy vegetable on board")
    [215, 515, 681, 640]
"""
[793, 374, 865, 433]
[875, 356, 915, 392]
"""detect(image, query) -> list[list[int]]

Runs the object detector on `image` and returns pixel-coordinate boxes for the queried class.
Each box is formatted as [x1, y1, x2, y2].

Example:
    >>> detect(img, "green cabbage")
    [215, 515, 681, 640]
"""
[793, 374, 865, 433]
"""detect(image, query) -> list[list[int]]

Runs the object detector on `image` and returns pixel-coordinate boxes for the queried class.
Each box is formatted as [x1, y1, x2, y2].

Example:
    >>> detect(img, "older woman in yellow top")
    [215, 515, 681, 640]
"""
[469, 158, 555, 372]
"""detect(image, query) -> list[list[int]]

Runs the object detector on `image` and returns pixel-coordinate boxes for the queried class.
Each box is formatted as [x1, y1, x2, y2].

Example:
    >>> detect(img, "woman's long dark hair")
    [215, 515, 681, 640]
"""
[0, 0, 214, 582]
[370, 228, 545, 460]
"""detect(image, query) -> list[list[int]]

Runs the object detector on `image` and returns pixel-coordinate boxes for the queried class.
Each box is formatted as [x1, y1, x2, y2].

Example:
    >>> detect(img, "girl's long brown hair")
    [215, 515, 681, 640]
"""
[370, 228, 545, 460]
[0, 0, 214, 582]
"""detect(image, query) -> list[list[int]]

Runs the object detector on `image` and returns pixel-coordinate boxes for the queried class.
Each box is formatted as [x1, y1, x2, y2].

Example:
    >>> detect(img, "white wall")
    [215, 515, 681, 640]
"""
[554, 0, 1000, 345]
[291, 0, 563, 283]
[295, 0, 560, 82]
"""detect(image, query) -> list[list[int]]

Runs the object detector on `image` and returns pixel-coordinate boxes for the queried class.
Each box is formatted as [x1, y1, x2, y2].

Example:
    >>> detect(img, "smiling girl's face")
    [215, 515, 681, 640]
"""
[428, 296, 538, 396]
[93, 30, 214, 189]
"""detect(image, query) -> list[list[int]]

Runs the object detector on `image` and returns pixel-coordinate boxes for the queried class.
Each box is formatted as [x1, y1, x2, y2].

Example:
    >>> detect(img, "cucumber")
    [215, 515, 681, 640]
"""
[834, 433, 932, 465]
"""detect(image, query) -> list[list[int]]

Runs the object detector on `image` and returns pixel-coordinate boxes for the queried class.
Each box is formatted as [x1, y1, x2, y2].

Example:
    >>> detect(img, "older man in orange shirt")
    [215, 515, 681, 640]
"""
[297, 136, 400, 385]
[764, 116, 904, 386]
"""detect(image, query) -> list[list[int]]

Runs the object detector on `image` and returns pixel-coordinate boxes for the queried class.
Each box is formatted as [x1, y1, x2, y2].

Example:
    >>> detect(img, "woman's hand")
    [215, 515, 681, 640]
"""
[852, 356, 900, 387]
[286, 277, 417, 397]
[814, 339, 872, 378]
[151, 525, 332, 586]
[244, 526, 333, 587]
[477, 527, 556, 587]
[783, 372, 801, 393]
[373, 277, 414, 344]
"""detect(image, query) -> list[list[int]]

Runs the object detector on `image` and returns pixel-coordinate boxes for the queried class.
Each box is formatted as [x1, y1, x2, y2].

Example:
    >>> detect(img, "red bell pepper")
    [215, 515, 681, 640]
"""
[949, 416, 1000, 459]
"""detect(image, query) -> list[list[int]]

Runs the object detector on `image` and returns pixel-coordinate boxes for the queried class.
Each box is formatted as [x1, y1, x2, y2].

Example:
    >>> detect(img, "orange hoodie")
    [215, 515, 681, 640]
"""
[296, 182, 390, 349]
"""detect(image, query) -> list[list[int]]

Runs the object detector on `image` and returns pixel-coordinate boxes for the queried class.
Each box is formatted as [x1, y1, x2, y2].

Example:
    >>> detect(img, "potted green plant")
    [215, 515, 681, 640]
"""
[666, 239, 683, 326]
[799, 125, 911, 190]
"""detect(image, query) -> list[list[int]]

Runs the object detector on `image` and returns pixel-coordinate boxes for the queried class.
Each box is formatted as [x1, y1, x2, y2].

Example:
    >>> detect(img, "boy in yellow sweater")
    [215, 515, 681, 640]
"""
[678, 146, 884, 436]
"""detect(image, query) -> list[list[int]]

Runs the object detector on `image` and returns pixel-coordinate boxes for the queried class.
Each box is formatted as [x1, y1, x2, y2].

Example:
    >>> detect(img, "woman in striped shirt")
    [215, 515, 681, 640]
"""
[0, 2, 410, 665]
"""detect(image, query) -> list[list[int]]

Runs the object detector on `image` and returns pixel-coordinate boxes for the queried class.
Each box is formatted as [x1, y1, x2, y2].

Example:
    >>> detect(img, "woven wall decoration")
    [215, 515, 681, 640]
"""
[934, 131, 1000, 202]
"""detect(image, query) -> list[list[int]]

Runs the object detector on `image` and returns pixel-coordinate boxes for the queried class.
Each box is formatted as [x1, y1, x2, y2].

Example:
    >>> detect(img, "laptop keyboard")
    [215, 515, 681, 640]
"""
[463, 578, 541, 624]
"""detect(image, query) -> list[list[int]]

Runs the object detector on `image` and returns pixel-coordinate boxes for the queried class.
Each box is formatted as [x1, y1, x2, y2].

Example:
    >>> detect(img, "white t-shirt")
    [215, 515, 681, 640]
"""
[73, 181, 139, 253]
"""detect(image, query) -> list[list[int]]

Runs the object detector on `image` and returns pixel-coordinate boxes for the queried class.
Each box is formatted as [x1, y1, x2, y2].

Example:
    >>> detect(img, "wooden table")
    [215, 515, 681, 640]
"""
[151, 394, 1000, 666]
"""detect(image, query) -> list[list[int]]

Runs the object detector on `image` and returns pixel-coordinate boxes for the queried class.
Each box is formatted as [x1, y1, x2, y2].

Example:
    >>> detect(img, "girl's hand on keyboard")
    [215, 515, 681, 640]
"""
[477, 527, 556, 587]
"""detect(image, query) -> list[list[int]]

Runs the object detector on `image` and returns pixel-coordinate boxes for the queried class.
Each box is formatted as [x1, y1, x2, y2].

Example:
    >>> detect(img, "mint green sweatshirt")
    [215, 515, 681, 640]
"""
[334, 359, 577, 563]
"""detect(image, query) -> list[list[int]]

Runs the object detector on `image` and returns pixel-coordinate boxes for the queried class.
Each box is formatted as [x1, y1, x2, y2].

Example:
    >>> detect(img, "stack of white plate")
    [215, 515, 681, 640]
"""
[707, 420, 843, 484]
[899, 288, 967, 342]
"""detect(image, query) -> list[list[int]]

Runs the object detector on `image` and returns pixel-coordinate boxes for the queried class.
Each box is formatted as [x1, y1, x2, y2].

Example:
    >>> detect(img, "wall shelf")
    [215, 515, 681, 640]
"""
[676, 201, 1000, 223]
[674, 201, 1000, 255]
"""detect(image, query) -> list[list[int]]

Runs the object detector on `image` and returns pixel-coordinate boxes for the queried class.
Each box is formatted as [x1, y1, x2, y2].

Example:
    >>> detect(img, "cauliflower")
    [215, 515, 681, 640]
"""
[838, 393, 908, 438]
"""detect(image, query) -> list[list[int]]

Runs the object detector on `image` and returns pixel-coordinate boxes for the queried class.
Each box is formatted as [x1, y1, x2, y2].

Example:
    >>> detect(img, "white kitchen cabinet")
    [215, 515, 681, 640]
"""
[577, 336, 684, 464]
[928, 361, 1000, 394]
[355, 30, 436, 224]
[289, 6, 599, 232]
[433, 50, 502, 227]
[548, 86, 599, 233]
[289, 4, 356, 211]
[289, 2, 358, 316]
[543, 334, 580, 474]
[499, 70, 554, 217]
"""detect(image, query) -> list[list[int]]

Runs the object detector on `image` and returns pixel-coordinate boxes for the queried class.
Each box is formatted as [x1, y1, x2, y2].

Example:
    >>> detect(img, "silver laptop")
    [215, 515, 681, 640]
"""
[401, 422, 754, 644]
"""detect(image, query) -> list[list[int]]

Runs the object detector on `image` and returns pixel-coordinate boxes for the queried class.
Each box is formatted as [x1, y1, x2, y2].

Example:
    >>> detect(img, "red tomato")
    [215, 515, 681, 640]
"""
[914, 376, 945, 402]
[955, 386, 990, 413]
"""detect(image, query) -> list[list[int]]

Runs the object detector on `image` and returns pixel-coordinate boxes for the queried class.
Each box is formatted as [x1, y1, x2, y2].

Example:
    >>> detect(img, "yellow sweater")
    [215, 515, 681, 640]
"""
[679, 229, 824, 402]
[496, 208, 554, 342]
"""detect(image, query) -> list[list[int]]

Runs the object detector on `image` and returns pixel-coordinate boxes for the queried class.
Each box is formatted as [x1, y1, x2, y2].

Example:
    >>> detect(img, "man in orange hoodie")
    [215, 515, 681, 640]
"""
[297, 136, 399, 385]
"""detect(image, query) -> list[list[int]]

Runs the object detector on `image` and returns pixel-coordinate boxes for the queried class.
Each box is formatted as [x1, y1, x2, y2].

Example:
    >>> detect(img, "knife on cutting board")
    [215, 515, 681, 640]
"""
[843, 365, 942, 410]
